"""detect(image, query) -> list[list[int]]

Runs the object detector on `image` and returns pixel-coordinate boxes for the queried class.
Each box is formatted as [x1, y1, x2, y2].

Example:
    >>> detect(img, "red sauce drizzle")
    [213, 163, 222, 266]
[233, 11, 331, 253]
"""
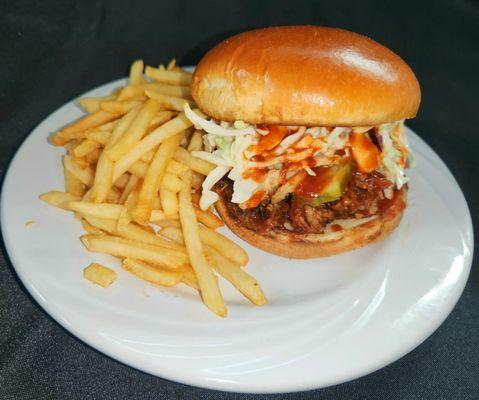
[243, 167, 269, 183]
[331, 224, 343, 232]
[295, 167, 333, 198]
[241, 190, 267, 209]
[254, 125, 289, 153]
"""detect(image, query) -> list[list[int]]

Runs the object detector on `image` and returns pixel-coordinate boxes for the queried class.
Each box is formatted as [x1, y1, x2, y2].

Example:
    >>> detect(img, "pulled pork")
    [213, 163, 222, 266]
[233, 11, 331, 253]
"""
[216, 171, 392, 235]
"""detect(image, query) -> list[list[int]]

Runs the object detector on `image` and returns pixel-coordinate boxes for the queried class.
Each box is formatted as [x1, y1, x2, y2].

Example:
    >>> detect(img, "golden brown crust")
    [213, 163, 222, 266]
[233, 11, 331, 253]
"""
[192, 26, 421, 126]
[215, 186, 407, 259]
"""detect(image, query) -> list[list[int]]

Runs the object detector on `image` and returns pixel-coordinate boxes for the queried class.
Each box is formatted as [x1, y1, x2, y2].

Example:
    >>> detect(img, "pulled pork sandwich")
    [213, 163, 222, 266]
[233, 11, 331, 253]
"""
[184, 26, 421, 258]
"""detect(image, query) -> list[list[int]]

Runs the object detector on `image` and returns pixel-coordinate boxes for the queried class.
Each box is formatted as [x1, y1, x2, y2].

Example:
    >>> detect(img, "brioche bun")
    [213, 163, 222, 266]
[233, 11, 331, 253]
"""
[215, 186, 407, 259]
[192, 26, 420, 126]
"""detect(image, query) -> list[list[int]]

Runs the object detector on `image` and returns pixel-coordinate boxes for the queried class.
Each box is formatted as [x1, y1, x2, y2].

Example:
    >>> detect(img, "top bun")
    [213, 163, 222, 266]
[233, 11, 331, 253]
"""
[192, 26, 421, 126]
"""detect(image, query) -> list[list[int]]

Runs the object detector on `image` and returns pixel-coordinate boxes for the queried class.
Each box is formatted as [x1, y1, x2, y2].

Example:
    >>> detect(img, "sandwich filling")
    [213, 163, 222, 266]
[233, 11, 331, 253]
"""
[184, 104, 412, 235]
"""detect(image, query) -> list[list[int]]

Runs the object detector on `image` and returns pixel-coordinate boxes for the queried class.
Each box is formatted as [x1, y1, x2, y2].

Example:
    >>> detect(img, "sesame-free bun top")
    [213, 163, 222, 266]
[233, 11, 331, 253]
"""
[192, 26, 421, 126]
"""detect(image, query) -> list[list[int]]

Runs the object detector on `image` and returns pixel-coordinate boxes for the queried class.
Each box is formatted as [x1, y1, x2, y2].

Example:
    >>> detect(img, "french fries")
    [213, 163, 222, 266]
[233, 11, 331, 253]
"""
[179, 171, 226, 317]
[145, 90, 194, 112]
[64, 167, 85, 197]
[106, 99, 159, 161]
[84, 263, 116, 288]
[100, 100, 143, 115]
[187, 130, 204, 152]
[63, 155, 94, 186]
[194, 206, 224, 229]
[160, 225, 248, 266]
[51, 110, 118, 146]
[112, 112, 192, 181]
[132, 131, 183, 225]
[40, 191, 81, 210]
[145, 66, 192, 86]
[173, 147, 215, 175]
[81, 234, 187, 269]
[91, 106, 141, 203]
[129, 60, 145, 85]
[206, 248, 266, 306]
[123, 259, 182, 287]
[159, 188, 178, 217]
[40, 59, 266, 317]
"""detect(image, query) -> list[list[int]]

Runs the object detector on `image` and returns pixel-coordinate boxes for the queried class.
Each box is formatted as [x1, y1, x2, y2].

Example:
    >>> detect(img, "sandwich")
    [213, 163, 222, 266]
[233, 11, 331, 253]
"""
[183, 26, 421, 258]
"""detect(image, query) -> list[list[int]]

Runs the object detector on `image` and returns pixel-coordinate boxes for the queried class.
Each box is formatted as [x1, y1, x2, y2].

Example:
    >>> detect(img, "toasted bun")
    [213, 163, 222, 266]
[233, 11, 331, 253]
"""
[215, 186, 407, 259]
[192, 26, 420, 126]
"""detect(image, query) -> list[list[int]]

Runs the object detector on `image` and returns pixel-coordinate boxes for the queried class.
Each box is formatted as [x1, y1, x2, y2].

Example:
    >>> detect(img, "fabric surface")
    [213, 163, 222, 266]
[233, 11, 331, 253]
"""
[0, 0, 478, 398]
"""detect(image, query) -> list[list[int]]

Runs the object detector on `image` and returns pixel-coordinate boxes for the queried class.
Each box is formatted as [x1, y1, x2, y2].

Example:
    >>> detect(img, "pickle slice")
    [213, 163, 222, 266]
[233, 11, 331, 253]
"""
[302, 163, 352, 206]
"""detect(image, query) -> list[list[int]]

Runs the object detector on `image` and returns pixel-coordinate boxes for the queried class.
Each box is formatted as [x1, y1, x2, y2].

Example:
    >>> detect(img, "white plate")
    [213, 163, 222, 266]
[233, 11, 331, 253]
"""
[1, 78, 473, 393]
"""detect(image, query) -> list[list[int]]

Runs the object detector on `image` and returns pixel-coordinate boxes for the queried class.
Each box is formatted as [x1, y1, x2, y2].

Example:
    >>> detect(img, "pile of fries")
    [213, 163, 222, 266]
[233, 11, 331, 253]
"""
[40, 59, 266, 317]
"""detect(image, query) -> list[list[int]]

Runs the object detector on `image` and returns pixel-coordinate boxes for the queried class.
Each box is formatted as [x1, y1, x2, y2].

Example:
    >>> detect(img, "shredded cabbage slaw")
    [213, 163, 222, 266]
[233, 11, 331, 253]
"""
[184, 104, 411, 210]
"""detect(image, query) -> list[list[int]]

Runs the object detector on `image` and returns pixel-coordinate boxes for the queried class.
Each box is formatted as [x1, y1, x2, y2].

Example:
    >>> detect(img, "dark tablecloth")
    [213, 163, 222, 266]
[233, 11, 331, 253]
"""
[1, 0, 477, 398]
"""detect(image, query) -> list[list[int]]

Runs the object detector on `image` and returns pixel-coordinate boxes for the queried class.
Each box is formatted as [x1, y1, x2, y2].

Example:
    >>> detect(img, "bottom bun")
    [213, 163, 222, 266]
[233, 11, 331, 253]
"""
[215, 186, 407, 259]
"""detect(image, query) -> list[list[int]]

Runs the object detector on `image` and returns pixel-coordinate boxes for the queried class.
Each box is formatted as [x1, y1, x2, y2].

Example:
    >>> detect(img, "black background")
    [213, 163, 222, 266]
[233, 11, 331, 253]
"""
[1, 0, 478, 399]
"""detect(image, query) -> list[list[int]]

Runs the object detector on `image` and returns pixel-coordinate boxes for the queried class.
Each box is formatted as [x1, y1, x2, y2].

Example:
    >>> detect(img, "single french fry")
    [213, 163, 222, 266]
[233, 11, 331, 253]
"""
[187, 130, 204, 152]
[132, 132, 184, 225]
[40, 191, 81, 210]
[148, 111, 176, 131]
[81, 234, 187, 269]
[112, 112, 192, 181]
[199, 226, 248, 266]
[149, 209, 177, 223]
[152, 191, 161, 210]
[179, 171, 226, 317]
[140, 150, 155, 163]
[173, 147, 215, 176]
[117, 188, 137, 228]
[86, 130, 111, 145]
[166, 58, 176, 70]
[160, 173, 183, 192]
[69, 153, 90, 169]
[113, 173, 130, 190]
[190, 171, 204, 190]
[64, 166, 85, 197]
[63, 155, 94, 186]
[194, 206, 224, 229]
[167, 160, 189, 176]
[91, 106, 141, 203]
[118, 174, 139, 204]
[83, 263, 116, 288]
[97, 120, 119, 132]
[118, 82, 191, 102]
[85, 148, 102, 164]
[159, 188, 178, 218]
[68, 201, 124, 219]
[73, 139, 100, 158]
[158, 226, 184, 243]
[155, 219, 181, 229]
[129, 59, 145, 85]
[51, 110, 118, 145]
[100, 100, 143, 115]
[145, 66, 192, 85]
[206, 248, 266, 306]
[145, 90, 194, 112]
[127, 160, 148, 178]
[123, 259, 182, 287]
[106, 100, 159, 161]
[107, 186, 121, 203]
[180, 266, 199, 290]
[79, 93, 117, 113]
[81, 219, 105, 235]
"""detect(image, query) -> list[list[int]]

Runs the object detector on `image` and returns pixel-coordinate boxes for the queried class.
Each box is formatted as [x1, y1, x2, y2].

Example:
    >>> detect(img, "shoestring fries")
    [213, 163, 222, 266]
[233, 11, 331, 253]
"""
[41, 59, 266, 317]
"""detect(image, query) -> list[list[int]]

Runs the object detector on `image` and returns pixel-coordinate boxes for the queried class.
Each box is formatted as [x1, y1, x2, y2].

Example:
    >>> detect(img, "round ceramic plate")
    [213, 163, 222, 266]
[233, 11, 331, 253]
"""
[1, 78, 473, 393]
